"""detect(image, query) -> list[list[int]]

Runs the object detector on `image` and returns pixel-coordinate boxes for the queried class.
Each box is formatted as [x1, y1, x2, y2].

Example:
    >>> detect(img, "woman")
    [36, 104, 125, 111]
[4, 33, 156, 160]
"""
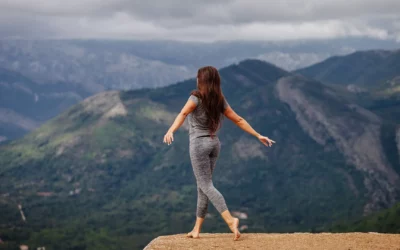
[163, 66, 276, 241]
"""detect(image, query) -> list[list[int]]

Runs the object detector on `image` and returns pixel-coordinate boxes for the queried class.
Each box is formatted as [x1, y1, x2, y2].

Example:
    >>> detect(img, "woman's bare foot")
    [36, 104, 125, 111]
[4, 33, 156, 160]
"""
[228, 217, 241, 241]
[186, 217, 204, 239]
[186, 230, 200, 239]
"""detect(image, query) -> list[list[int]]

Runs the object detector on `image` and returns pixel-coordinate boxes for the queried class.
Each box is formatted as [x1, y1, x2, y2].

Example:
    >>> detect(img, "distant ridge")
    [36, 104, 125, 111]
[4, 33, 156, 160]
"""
[295, 49, 400, 87]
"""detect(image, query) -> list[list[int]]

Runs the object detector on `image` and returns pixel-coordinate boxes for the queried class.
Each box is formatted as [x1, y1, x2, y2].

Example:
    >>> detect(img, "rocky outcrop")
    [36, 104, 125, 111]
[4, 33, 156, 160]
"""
[144, 233, 400, 250]
[81, 91, 127, 118]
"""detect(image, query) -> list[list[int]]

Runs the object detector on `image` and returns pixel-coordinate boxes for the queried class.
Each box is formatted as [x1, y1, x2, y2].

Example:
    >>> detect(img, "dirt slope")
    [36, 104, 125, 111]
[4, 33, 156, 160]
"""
[144, 233, 400, 250]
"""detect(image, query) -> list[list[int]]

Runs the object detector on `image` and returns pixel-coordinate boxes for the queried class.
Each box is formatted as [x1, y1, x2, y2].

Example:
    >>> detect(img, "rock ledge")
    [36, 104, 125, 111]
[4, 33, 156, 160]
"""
[144, 232, 400, 250]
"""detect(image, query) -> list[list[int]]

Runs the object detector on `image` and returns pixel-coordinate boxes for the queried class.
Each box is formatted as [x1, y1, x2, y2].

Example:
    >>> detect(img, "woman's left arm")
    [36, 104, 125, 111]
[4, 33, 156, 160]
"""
[163, 99, 197, 145]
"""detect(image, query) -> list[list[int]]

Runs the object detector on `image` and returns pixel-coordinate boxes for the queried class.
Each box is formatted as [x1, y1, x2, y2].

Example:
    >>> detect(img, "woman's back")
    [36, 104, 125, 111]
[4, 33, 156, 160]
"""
[187, 94, 229, 139]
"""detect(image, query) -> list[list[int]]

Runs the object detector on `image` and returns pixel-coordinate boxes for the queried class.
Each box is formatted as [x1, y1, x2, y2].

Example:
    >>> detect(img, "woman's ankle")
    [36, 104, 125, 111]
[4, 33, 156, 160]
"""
[220, 210, 235, 225]
[193, 217, 205, 231]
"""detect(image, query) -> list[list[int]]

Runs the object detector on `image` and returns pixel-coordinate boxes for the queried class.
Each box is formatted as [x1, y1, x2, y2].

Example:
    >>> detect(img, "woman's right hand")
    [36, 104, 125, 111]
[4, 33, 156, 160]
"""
[257, 134, 276, 147]
[163, 131, 174, 145]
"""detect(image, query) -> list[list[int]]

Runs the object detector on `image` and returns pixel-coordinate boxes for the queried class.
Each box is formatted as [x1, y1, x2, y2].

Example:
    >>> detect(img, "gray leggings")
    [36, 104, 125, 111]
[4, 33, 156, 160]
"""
[189, 135, 229, 218]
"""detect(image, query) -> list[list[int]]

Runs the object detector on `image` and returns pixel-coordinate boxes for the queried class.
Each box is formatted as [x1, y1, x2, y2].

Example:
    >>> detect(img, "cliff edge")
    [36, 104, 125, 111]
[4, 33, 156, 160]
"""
[144, 232, 400, 250]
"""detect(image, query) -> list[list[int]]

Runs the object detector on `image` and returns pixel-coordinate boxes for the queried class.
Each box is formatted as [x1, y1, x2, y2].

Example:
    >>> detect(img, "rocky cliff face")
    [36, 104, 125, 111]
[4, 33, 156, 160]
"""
[276, 75, 400, 214]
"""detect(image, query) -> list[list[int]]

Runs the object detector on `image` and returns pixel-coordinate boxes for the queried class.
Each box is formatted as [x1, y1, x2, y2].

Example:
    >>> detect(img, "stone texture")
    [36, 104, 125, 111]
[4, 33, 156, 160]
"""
[145, 233, 400, 250]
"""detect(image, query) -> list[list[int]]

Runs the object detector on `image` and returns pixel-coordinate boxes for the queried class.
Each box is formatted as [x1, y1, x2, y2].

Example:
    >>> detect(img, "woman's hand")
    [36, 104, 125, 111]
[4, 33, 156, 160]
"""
[258, 134, 276, 147]
[163, 131, 174, 145]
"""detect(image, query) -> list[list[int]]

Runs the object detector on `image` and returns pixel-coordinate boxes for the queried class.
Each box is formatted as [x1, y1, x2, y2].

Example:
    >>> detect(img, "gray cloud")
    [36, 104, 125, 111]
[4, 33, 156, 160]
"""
[0, 0, 399, 41]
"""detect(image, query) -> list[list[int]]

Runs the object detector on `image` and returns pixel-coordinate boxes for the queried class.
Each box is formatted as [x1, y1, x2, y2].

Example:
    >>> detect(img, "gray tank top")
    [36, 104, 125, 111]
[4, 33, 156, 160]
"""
[187, 95, 230, 139]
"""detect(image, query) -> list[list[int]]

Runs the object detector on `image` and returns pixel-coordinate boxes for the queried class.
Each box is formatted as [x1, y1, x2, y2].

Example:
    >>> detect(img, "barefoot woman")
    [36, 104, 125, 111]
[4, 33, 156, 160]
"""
[163, 66, 276, 241]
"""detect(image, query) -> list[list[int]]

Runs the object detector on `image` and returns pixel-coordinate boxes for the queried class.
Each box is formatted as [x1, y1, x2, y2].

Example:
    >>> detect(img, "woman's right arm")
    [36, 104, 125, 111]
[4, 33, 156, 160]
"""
[223, 106, 276, 147]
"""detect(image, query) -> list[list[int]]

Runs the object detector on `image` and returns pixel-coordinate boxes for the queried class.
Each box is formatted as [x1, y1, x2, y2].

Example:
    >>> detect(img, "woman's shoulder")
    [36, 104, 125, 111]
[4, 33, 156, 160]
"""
[188, 94, 200, 105]
[223, 96, 229, 111]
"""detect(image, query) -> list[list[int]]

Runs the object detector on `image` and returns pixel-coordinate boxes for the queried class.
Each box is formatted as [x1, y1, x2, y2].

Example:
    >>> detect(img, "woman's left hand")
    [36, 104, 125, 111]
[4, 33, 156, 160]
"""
[163, 131, 174, 145]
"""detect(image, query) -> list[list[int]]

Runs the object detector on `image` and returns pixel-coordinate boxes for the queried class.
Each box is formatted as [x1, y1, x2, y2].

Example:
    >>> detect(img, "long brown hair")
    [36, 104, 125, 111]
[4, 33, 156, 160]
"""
[190, 66, 226, 138]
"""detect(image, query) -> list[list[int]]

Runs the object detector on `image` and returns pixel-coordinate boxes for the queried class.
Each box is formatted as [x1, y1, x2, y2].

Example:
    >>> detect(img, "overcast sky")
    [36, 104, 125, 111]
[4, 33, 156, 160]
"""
[1, 0, 400, 42]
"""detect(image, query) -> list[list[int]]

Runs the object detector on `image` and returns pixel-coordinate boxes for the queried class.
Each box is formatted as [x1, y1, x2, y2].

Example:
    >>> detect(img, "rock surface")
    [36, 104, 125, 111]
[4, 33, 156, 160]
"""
[144, 233, 400, 250]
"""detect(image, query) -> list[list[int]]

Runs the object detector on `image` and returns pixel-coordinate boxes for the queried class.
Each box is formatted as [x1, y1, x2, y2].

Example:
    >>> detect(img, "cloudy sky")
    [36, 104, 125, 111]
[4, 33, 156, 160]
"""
[1, 0, 400, 42]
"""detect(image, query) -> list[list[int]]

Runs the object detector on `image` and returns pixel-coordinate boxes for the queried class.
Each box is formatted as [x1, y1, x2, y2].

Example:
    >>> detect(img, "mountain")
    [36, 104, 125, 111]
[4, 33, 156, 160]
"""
[0, 68, 91, 142]
[0, 40, 192, 92]
[1, 41, 398, 141]
[294, 49, 400, 125]
[1, 39, 398, 92]
[0, 60, 399, 249]
[330, 201, 400, 233]
[295, 49, 400, 88]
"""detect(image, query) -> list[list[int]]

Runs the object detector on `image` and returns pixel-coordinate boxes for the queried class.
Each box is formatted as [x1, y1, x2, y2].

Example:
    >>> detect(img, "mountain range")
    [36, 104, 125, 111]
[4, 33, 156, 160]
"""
[1, 51, 400, 249]
[1, 38, 398, 91]
[296, 49, 400, 124]
[296, 49, 400, 88]
[1, 39, 399, 142]
[0, 67, 92, 142]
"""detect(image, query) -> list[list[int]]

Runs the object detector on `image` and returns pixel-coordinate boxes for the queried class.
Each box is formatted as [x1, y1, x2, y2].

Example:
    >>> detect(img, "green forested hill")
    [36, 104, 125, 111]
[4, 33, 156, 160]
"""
[330, 202, 400, 233]
[0, 59, 399, 250]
